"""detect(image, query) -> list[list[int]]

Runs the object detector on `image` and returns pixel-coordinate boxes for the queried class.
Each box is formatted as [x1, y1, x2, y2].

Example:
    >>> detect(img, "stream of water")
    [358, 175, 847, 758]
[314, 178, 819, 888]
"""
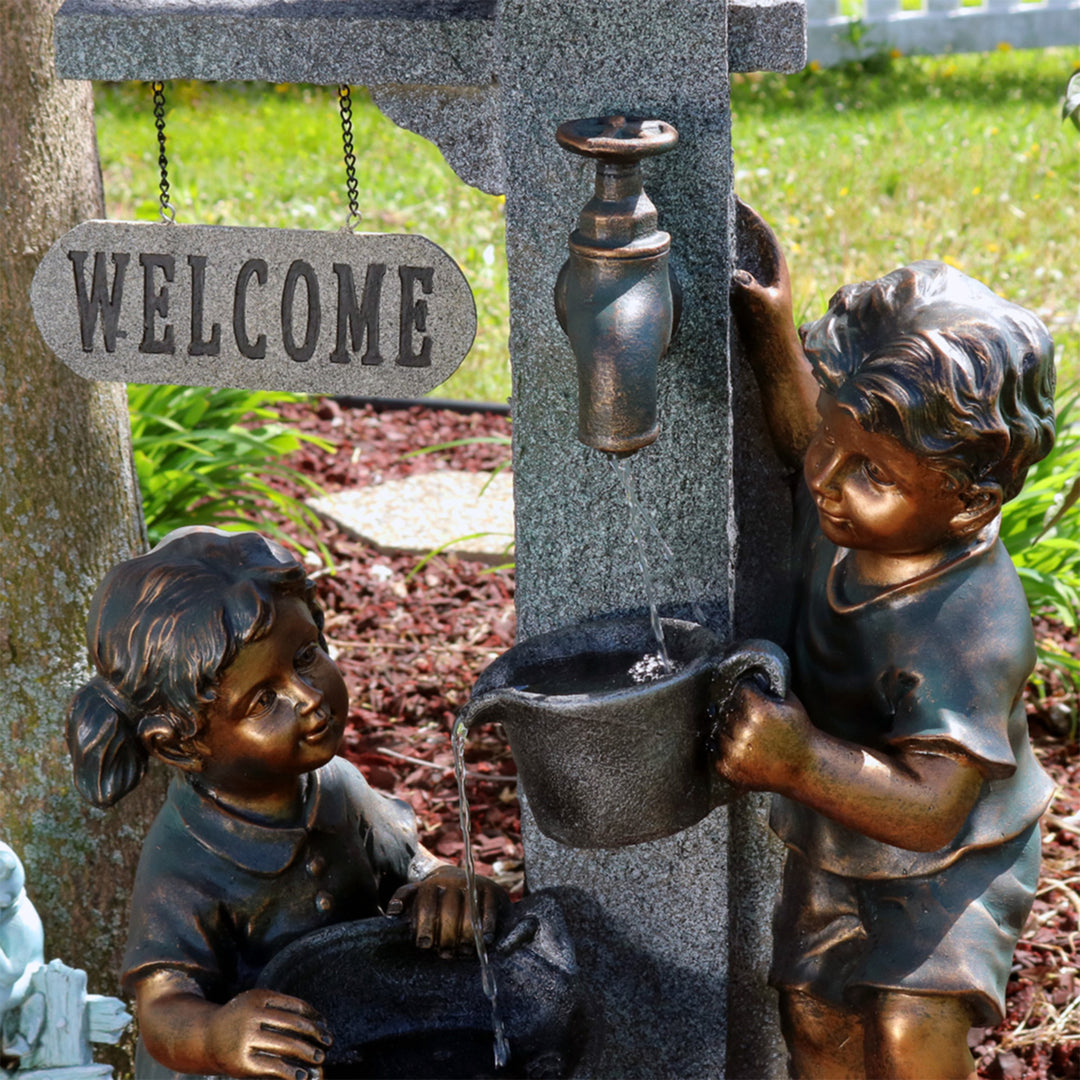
[451, 717, 510, 1071]
[608, 454, 671, 671]
[608, 453, 711, 637]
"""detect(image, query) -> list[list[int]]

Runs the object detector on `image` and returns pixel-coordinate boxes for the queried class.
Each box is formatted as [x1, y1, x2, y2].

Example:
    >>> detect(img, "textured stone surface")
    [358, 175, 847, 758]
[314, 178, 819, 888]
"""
[32, 221, 476, 397]
[372, 84, 505, 196]
[53, 0, 804, 84]
[309, 470, 513, 561]
[54, 0, 497, 84]
[729, 0, 807, 74]
[491, 1, 785, 1075]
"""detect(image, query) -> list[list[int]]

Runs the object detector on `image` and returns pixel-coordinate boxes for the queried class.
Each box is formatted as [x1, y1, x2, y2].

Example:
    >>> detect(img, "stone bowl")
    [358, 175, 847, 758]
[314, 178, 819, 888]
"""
[457, 616, 789, 849]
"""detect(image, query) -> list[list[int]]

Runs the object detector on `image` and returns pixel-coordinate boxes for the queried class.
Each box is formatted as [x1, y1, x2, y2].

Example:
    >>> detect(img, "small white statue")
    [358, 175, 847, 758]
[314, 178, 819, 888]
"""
[0, 845, 44, 1019]
[0, 842, 129, 1080]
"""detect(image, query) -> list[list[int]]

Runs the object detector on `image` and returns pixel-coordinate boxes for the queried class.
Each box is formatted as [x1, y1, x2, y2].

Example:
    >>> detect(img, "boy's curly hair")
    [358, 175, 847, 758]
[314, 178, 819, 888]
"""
[800, 260, 1055, 503]
[67, 528, 327, 809]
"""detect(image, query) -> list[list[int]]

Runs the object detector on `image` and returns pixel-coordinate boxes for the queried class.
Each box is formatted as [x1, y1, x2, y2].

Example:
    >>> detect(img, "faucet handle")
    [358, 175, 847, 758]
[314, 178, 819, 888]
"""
[556, 115, 678, 163]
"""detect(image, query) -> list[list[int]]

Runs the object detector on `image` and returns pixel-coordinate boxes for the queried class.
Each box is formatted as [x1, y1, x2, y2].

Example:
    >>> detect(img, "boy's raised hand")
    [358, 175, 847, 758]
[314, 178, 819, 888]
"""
[731, 196, 795, 340]
[714, 680, 813, 794]
[731, 198, 821, 469]
[388, 864, 506, 958]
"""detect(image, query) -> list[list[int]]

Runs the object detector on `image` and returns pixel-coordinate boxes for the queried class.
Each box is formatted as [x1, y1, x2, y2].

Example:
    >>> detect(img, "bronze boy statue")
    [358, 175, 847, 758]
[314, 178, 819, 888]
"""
[67, 527, 504, 1080]
[725, 202, 1056, 1079]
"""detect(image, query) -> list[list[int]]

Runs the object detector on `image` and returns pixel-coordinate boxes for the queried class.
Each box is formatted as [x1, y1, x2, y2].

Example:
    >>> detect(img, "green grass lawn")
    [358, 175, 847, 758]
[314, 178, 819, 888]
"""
[94, 45, 1079, 401]
[732, 47, 1080, 387]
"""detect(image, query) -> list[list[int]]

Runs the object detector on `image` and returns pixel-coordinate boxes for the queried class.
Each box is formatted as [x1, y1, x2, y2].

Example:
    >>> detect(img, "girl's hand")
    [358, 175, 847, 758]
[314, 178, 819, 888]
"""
[715, 681, 812, 794]
[388, 865, 505, 957]
[203, 989, 331, 1080]
[136, 971, 333, 1080]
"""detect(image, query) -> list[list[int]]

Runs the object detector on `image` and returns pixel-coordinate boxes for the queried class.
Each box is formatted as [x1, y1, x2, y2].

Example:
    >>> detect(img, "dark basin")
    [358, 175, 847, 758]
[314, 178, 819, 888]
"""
[257, 892, 583, 1079]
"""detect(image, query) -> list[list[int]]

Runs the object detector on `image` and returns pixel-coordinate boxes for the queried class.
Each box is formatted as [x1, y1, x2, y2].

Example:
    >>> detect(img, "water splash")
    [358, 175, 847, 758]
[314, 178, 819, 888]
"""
[451, 717, 510, 1070]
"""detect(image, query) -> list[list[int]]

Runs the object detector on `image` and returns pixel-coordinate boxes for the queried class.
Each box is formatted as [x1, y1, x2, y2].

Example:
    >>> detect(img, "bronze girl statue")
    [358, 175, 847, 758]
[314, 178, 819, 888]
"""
[68, 527, 503, 1080]
[726, 202, 1056, 1079]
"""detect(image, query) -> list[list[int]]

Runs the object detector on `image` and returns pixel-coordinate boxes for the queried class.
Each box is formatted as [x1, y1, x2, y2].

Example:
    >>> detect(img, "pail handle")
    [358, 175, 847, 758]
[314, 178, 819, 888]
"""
[705, 639, 791, 747]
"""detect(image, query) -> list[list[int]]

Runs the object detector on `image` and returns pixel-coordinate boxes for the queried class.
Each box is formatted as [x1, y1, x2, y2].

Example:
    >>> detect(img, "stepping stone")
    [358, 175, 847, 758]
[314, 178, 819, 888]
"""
[310, 470, 514, 563]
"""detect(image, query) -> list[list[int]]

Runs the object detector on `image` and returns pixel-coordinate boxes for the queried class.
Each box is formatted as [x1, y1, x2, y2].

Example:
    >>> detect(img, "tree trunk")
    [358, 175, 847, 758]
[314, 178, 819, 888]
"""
[0, 0, 162, 994]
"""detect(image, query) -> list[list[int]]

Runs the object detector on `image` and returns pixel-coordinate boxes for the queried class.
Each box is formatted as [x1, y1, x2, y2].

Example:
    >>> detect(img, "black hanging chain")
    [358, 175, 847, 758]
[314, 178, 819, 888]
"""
[151, 82, 176, 223]
[338, 85, 362, 231]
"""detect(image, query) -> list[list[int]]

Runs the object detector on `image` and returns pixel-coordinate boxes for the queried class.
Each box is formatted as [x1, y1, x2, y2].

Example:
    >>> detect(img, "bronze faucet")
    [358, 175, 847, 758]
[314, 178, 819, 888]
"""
[554, 116, 680, 454]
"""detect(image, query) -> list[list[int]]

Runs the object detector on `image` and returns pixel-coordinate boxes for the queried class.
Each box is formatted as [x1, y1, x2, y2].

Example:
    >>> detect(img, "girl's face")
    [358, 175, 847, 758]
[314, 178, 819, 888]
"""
[196, 595, 348, 809]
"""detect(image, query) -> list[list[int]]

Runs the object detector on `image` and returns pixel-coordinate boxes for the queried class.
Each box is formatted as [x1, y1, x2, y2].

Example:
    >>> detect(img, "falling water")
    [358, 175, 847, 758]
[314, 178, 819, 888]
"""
[608, 454, 711, 634]
[608, 454, 673, 672]
[451, 717, 510, 1071]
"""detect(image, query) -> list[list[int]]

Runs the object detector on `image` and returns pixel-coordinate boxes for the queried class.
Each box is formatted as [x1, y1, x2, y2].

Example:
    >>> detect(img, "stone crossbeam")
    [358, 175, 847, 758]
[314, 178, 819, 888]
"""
[54, 0, 805, 83]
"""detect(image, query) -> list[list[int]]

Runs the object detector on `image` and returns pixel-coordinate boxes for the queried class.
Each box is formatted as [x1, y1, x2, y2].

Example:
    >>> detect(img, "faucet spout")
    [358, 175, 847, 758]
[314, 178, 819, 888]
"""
[554, 116, 680, 455]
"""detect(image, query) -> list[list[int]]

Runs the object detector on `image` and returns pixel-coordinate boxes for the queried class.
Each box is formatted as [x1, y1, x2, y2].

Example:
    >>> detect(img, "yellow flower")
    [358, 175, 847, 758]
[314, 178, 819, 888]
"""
[809, 60, 822, 73]
[971, 186, 981, 195]
[889, 48, 902, 59]
[996, 41, 1013, 51]
[839, 186, 849, 197]
[986, 243, 999, 253]
[943, 255, 963, 269]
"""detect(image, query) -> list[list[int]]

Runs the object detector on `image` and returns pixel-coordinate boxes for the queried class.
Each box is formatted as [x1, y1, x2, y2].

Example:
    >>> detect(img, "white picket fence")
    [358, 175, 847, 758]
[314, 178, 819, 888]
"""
[808, 0, 1080, 66]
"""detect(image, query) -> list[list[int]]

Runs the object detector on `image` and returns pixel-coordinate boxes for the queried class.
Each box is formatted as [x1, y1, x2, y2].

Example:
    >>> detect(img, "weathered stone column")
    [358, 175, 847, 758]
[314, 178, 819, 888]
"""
[496, 3, 784, 1075]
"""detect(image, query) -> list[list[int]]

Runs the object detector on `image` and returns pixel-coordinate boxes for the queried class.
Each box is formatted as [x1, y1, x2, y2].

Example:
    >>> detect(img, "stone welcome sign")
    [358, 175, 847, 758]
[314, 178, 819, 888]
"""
[31, 220, 477, 396]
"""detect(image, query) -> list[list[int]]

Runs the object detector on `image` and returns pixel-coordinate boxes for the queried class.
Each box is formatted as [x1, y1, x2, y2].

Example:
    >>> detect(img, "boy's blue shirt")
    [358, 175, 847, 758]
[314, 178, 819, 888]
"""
[771, 483, 1055, 880]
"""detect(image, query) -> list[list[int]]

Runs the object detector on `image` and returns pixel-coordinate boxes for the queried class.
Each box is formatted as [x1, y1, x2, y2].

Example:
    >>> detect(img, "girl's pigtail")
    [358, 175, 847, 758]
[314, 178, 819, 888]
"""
[66, 678, 148, 808]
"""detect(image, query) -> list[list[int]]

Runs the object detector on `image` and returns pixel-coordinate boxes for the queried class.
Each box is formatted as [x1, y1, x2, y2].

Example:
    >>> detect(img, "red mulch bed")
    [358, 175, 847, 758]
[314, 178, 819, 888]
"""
[277, 399, 522, 888]
[274, 398, 1080, 1078]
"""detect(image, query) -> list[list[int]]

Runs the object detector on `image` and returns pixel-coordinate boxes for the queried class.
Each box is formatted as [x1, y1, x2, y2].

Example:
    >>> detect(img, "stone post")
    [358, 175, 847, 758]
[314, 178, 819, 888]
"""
[496, 3, 786, 1075]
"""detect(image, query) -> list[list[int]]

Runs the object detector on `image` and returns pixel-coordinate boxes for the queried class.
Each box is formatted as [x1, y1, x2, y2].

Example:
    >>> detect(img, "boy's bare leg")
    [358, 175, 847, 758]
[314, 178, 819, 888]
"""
[779, 989, 865, 1079]
[864, 991, 976, 1080]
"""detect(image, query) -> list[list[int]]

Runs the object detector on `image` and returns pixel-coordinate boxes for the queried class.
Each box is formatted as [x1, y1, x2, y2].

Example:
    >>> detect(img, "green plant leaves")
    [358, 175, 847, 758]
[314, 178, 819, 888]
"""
[1001, 390, 1080, 684]
[127, 383, 334, 560]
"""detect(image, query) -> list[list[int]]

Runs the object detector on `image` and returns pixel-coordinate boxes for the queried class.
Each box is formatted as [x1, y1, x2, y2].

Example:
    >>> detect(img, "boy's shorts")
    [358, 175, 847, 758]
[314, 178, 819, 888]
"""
[769, 824, 1040, 1026]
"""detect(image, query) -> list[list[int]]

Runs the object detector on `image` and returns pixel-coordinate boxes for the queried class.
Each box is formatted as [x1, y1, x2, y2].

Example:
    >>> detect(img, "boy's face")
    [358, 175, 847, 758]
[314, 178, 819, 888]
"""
[197, 595, 349, 797]
[805, 395, 976, 557]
